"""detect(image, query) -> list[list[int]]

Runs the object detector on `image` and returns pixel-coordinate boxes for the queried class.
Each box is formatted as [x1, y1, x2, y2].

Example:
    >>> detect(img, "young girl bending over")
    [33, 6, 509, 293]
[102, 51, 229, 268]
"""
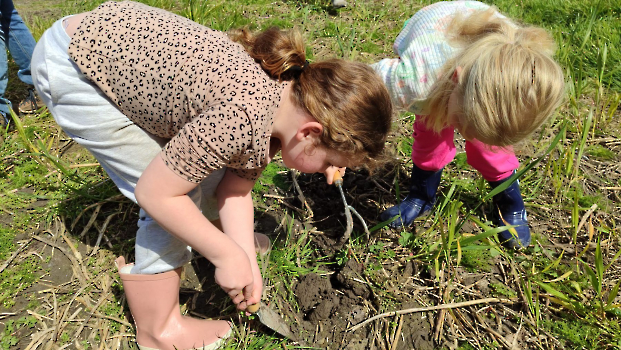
[32, 2, 392, 349]
[373, 1, 564, 249]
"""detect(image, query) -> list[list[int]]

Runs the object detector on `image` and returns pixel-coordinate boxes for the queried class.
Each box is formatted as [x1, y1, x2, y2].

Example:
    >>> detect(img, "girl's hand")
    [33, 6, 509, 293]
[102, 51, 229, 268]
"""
[235, 255, 263, 310]
[213, 249, 255, 304]
[325, 166, 346, 185]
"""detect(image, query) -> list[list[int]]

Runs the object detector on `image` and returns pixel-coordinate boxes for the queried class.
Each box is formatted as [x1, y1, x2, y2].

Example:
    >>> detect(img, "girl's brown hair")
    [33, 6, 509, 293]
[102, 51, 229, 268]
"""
[424, 7, 565, 146]
[229, 27, 393, 170]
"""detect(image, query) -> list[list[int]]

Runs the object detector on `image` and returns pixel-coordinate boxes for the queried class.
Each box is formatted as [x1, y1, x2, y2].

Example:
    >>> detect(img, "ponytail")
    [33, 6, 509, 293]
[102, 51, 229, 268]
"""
[228, 26, 308, 81]
[446, 7, 557, 55]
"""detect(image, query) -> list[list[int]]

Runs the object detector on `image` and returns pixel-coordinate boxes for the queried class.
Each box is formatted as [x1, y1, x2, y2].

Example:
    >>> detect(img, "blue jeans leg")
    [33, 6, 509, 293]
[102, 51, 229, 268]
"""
[1, 0, 36, 86]
[0, 0, 37, 122]
[0, 34, 9, 120]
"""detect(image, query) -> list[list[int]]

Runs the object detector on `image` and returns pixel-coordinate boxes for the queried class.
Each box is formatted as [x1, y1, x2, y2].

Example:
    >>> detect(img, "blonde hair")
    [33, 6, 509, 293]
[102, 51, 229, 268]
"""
[424, 7, 565, 146]
[229, 27, 393, 170]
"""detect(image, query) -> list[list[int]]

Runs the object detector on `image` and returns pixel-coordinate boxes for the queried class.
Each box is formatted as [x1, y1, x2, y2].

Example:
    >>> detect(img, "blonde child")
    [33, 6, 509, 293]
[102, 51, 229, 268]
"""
[32, 1, 393, 349]
[373, 1, 564, 249]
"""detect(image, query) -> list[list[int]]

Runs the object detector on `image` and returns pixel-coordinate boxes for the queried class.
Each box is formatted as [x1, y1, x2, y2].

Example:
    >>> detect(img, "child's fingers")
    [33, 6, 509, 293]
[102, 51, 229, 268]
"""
[242, 284, 254, 303]
[233, 285, 256, 311]
[243, 285, 261, 307]
[230, 290, 245, 305]
[236, 299, 248, 311]
[325, 166, 346, 185]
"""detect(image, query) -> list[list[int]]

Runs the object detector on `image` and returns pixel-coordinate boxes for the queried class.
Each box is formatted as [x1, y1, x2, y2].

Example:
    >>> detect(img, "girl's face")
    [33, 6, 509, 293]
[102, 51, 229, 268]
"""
[447, 89, 474, 141]
[281, 139, 350, 178]
[272, 92, 352, 179]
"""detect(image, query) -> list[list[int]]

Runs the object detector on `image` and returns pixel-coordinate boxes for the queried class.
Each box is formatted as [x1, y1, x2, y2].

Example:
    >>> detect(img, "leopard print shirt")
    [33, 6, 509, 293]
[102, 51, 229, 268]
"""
[68, 1, 283, 183]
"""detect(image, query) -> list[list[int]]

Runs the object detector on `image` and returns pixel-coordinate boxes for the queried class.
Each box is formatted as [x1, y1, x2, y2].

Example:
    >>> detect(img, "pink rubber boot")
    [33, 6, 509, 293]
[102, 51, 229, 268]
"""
[116, 257, 232, 350]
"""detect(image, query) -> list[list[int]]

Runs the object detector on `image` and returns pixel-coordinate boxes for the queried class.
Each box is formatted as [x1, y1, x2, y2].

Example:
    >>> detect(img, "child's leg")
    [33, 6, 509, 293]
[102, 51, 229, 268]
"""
[197, 168, 227, 222]
[464, 139, 518, 181]
[411, 117, 456, 171]
[465, 140, 530, 248]
[381, 119, 455, 228]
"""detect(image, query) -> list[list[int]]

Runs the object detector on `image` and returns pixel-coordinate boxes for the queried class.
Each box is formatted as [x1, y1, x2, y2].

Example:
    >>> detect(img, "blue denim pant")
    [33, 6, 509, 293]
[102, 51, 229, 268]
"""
[0, 0, 36, 121]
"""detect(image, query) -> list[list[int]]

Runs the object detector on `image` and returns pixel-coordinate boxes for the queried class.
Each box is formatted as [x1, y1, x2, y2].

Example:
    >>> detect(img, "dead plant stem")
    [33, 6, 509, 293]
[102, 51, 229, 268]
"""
[390, 315, 404, 350]
[348, 297, 511, 332]
[0, 238, 32, 273]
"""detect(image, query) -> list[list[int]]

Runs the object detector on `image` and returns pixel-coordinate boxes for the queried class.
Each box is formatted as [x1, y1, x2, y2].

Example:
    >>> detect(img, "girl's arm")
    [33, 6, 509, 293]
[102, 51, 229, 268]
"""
[216, 169, 256, 254]
[135, 153, 255, 303]
[216, 169, 263, 308]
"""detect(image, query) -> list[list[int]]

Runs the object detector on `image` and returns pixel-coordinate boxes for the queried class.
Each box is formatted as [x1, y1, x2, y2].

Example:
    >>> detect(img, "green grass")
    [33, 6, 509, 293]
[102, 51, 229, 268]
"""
[252, 162, 289, 194]
[2, 0, 620, 348]
[0, 257, 40, 308]
[0, 316, 37, 350]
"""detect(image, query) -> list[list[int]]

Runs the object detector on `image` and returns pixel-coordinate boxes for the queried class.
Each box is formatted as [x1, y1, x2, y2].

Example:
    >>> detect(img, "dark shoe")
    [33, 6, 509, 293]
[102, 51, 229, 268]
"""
[489, 175, 531, 249]
[380, 164, 443, 228]
[0, 112, 7, 128]
[18, 89, 43, 114]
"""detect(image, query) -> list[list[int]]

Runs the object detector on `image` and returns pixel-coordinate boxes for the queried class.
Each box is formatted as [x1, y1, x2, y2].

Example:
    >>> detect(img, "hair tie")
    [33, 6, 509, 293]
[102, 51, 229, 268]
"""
[285, 60, 310, 77]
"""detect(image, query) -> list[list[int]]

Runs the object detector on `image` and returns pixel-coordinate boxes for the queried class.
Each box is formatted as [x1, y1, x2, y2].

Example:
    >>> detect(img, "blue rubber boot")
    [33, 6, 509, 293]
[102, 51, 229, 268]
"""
[380, 164, 443, 228]
[489, 176, 531, 249]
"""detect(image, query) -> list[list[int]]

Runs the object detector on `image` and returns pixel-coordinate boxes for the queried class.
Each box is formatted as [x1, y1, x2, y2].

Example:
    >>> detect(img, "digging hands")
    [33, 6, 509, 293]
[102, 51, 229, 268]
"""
[213, 247, 257, 309]
[237, 254, 263, 311]
[219, 167, 346, 311]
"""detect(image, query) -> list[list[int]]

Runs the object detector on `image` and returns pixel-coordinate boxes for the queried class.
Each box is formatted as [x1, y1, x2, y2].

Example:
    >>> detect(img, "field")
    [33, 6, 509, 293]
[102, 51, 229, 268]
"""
[1, 0, 620, 349]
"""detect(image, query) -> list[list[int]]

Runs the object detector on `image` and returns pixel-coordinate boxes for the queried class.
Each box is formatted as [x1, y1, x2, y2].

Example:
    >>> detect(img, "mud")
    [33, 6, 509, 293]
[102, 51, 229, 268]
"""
[245, 168, 438, 349]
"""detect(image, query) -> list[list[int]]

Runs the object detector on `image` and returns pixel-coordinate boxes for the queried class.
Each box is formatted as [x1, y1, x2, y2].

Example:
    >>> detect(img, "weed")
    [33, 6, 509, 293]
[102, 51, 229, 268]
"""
[0, 228, 15, 261]
[333, 248, 349, 267]
[267, 214, 329, 283]
[0, 316, 36, 349]
[542, 317, 603, 349]
[453, 152, 468, 170]
[587, 144, 617, 161]
[489, 282, 517, 299]
[369, 241, 396, 260]
[0, 257, 40, 308]
[397, 230, 418, 249]
[253, 162, 289, 195]
[459, 246, 495, 273]
[395, 135, 413, 158]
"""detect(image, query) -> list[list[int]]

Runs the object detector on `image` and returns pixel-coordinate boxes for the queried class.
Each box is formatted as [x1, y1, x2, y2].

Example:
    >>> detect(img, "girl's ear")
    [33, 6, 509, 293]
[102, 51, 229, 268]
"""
[296, 121, 323, 141]
[452, 66, 463, 84]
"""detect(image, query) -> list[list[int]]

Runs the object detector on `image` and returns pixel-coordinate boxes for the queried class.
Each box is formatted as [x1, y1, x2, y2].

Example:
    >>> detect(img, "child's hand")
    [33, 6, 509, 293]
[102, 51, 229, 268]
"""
[214, 250, 255, 305]
[235, 256, 263, 311]
[325, 166, 346, 185]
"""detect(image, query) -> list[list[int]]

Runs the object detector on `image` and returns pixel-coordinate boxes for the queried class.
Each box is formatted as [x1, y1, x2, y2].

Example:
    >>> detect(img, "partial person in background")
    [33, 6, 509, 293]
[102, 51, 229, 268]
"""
[373, 1, 565, 249]
[0, 0, 41, 128]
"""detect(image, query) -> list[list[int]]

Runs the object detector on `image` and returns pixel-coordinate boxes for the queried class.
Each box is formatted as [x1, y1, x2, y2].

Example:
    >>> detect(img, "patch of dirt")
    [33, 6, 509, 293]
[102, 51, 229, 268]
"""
[287, 262, 434, 350]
